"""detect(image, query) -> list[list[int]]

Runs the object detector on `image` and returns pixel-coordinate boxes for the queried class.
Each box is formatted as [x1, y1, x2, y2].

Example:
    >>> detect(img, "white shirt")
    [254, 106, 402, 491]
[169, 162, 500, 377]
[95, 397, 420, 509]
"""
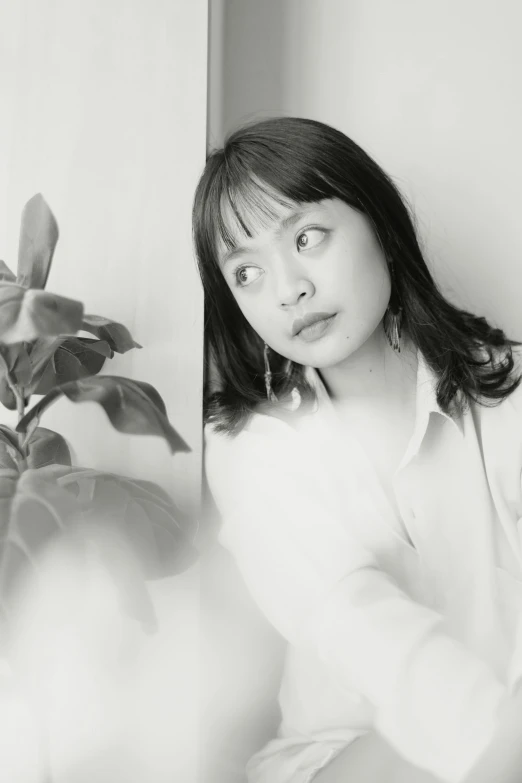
[204, 349, 522, 783]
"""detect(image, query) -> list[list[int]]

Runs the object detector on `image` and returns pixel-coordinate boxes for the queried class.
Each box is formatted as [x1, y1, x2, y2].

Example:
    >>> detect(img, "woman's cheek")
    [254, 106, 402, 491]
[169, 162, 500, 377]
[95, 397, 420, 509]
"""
[234, 296, 265, 335]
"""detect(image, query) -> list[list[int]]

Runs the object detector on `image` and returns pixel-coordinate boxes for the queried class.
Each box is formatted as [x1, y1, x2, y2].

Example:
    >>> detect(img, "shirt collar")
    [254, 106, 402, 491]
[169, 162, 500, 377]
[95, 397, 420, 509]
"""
[296, 349, 464, 442]
[415, 350, 464, 435]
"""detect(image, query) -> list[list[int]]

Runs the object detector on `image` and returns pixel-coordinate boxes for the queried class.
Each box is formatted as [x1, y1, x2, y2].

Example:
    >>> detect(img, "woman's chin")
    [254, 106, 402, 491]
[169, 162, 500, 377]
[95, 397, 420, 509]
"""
[288, 341, 355, 370]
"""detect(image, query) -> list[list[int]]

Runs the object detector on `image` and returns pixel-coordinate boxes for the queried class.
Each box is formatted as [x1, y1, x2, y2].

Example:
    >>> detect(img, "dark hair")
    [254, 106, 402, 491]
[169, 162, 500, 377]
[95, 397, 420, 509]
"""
[192, 116, 521, 435]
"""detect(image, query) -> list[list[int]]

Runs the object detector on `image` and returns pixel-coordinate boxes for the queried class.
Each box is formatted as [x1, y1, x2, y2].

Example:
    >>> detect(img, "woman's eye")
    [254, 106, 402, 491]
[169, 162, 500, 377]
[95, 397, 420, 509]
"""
[234, 266, 263, 287]
[296, 228, 327, 252]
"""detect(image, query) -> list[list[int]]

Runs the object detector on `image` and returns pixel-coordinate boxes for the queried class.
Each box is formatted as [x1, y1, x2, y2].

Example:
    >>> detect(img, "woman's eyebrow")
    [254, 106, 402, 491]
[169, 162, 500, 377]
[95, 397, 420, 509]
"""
[274, 207, 315, 238]
[220, 207, 318, 268]
[220, 245, 254, 268]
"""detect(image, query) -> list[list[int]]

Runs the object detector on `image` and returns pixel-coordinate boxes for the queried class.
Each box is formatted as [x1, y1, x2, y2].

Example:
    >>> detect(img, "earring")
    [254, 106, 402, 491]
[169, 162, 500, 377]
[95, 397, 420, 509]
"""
[383, 304, 403, 353]
[264, 343, 278, 402]
[384, 260, 403, 353]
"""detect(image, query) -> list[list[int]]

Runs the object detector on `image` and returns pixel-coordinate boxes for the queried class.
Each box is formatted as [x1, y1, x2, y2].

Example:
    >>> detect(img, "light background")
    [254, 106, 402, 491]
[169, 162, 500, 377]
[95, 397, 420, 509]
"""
[0, 1, 207, 780]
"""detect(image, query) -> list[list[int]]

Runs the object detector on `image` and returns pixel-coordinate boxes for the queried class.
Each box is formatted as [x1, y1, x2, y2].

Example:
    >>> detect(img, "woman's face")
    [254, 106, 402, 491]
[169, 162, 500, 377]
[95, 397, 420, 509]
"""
[217, 196, 391, 369]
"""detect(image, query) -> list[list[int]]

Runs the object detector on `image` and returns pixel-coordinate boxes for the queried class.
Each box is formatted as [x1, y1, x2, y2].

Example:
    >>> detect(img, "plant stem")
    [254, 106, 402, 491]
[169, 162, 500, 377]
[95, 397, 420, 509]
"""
[6, 373, 25, 423]
[20, 416, 39, 452]
[16, 390, 25, 422]
[6, 374, 35, 459]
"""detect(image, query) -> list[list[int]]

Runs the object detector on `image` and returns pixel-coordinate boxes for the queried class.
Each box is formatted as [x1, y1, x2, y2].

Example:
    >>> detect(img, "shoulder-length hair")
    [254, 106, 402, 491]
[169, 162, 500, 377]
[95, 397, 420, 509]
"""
[192, 116, 521, 436]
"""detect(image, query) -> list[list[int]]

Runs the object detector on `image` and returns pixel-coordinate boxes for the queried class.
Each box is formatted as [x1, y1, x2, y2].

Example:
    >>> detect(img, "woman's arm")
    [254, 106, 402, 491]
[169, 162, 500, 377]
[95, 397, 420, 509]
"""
[314, 731, 441, 783]
[315, 687, 522, 783]
[205, 422, 509, 783]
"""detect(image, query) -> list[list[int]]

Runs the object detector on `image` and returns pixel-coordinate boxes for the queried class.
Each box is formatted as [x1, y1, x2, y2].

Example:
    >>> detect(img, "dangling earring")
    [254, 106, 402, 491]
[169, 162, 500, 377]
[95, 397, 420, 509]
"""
[264, 342, 278, 402]
[383, 262, 403, 353]
[383, 304, 403, 353]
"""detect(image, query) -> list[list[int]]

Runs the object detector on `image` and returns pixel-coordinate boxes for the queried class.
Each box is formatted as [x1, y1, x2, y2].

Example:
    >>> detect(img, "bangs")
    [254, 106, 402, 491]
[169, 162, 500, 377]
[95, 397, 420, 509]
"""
[217, 174, 296, 252]
[200, 142, 338, 266]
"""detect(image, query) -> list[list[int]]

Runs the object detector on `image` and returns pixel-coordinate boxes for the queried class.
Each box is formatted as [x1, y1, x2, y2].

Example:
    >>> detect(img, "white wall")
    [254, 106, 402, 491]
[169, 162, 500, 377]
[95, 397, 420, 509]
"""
[0, 0, 206, 510]
[0, 1, 207, 780]
[218, 0, 522, 337]
[205, 1, 522, 780]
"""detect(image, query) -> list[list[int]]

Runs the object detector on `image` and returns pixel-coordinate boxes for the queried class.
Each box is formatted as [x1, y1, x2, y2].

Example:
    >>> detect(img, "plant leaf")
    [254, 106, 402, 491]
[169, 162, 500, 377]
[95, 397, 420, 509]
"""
[82, 315, 141, 353]
[17, 376, 189, 455]
[0, 469, 80, 615]
[16, 194, 59, 290]
[28, 337, 111, 396]
[0, 426, 71, 472]
[25, 336, 62, 385]
[0, 344, 32, 411]
[0, 343, 32, 387]
[0, 350, 18, 410]
[25, 427, 72, 469]
[0, 425, 22, 455]
[0, 426, 24, 470]
[0, 261, 16, 283]
[0, 465, 198, 632]
[53, 467, 199, 579]
[0, 374, 16, 410]
[11, 344, 33, 387]
[0, 284, 84, 344]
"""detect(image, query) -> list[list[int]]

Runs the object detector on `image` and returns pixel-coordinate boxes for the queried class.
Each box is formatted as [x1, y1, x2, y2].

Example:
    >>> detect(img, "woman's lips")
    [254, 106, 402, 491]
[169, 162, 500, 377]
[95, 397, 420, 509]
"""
[292, 313, 337, 343]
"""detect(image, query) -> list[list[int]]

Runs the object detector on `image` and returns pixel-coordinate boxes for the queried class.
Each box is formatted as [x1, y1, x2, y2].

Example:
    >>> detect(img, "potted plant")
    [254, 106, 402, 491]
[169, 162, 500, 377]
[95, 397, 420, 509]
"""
[0, 194, 199, 779]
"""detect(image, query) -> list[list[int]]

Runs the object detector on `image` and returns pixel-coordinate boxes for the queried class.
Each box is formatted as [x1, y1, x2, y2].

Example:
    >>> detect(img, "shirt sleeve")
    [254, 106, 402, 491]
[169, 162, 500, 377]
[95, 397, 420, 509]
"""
[204, 418, 507, 783]
[245, 735, 352, 783]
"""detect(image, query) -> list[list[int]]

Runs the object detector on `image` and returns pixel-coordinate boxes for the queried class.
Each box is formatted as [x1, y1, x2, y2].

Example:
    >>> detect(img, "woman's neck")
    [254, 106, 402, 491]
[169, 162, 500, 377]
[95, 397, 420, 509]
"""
[318, 326, 418, 409]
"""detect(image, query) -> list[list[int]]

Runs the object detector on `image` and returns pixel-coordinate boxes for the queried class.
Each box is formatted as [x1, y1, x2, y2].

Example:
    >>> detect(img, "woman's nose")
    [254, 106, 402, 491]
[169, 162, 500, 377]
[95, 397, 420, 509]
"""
[275, 266, 315, 308]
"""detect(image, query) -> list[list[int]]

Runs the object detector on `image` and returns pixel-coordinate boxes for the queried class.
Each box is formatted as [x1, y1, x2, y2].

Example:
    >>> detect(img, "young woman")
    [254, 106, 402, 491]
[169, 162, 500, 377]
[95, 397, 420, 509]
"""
[193, 116, 522, 783]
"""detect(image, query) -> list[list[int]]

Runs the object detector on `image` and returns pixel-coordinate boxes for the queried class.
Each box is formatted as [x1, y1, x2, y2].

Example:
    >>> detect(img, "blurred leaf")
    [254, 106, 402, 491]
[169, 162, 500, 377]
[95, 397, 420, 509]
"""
[27, 335, 61, 368]
[0, 469, 80, 612]
[17, 376, 190, 455]
[0, 426, 24, 470]
[0, 343, 32, 386]
[22, 336, 62, 398]
[82, 315, 141, 353]
[52, 467, 199, 580]
[0, 284, 84, 344]
[84, 340, 113, 357]
[25, 427, 72, 468]
[0, 425, 22, 454]
[27, 336, 69, 384]
[28, 337, 111, 396]
[0, 262, 16, 283]
[10, 344, 32, 387]
[0, 426, 70, 472]
[0, 347, 31, 410]
[0, 375, 16, 410]
[17, 194, 59, 290]
[0, 465, 198, 632]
